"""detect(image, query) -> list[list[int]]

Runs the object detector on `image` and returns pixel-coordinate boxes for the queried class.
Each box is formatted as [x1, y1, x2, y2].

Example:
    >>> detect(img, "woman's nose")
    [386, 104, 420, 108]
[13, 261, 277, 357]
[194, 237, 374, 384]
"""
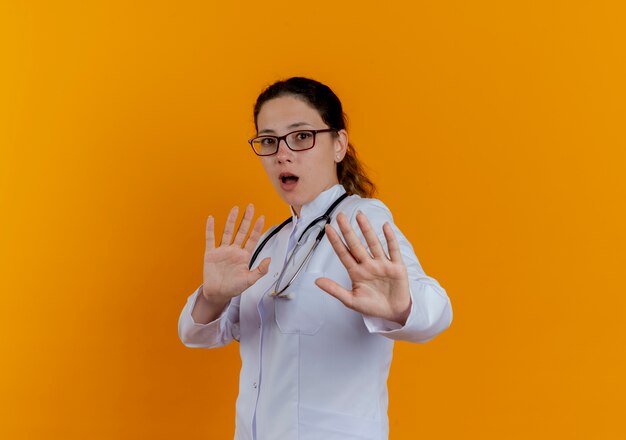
[275, 139, 293, 162]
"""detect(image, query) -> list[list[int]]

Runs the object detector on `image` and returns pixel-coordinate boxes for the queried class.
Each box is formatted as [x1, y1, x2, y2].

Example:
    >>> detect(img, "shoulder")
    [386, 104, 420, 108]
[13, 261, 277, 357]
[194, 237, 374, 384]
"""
[254, 217, 292, 253]
[262, 217, 292, 239]
[339, 194, 394, 223]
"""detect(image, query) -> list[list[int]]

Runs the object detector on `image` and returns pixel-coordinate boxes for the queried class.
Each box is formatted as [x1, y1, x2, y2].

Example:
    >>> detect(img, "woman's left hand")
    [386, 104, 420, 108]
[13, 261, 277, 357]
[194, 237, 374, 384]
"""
[315, 211, 412, 326]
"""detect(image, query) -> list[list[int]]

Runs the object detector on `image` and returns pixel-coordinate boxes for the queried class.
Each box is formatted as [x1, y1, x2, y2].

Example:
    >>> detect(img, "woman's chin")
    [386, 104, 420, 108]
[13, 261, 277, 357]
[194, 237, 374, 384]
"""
[277, 192, 308, 214]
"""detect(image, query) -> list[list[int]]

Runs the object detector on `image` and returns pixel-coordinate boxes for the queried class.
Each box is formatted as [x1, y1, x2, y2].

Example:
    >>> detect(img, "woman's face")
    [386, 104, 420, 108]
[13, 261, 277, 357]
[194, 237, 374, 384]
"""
[256, 95, 347, 216]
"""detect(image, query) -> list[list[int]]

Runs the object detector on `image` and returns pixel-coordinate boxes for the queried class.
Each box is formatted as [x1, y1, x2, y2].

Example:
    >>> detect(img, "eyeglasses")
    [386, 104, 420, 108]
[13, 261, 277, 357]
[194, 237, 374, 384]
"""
[248, 128, 337, 156]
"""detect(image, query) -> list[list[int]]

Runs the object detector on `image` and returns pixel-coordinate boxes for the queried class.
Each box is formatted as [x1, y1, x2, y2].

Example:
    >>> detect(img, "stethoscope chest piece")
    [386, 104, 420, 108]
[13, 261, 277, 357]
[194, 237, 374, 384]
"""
[270, 290, 293, 299]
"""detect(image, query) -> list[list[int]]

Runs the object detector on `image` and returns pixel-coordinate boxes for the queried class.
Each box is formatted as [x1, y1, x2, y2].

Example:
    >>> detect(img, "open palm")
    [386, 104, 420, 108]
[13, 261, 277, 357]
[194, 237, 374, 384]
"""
[315, 211, 412, 325]
[202, 204, 271, 304]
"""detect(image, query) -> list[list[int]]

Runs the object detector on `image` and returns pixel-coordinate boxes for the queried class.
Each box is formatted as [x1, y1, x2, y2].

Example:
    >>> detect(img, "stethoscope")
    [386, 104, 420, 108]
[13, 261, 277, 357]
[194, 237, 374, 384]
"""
[248, 192, 349, 299]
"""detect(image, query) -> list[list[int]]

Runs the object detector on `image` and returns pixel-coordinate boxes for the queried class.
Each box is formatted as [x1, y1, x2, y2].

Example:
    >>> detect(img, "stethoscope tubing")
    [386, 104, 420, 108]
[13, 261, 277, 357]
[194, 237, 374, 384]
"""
[247, 192, 350, 296]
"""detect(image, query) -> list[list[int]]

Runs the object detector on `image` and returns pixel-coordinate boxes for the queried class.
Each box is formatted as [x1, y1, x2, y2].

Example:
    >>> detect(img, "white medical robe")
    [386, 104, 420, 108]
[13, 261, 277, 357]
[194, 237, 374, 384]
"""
[178, 184, 452, 440]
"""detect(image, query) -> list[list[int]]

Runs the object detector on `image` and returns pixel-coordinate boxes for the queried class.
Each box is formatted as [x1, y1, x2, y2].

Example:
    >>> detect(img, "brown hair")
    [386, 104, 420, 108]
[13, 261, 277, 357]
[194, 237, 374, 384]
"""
[253, 77, 376, 198]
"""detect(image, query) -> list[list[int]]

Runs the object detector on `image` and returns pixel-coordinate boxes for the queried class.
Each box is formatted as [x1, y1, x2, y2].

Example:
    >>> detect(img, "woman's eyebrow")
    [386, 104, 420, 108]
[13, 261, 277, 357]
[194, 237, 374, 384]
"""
[258, 122, 313, 134]
[287, 122, 314, 129]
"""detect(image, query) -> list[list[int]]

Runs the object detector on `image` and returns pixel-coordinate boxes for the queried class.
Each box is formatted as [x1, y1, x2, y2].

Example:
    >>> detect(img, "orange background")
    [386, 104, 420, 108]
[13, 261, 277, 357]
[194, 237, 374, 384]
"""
[1, 1, 625, 438]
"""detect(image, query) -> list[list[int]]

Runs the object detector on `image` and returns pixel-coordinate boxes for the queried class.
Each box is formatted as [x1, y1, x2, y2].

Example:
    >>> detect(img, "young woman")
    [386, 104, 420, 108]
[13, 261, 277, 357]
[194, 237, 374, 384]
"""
[178, 77, 452, 440]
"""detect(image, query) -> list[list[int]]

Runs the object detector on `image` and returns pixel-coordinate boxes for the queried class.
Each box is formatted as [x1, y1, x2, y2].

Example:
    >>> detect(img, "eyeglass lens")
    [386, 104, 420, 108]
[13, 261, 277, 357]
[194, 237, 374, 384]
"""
[251, 130, 316, 155]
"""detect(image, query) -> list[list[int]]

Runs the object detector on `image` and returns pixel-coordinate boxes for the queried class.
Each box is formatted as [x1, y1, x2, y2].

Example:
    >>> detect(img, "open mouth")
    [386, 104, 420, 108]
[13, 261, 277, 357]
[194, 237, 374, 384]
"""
[279, 173, 299, 184]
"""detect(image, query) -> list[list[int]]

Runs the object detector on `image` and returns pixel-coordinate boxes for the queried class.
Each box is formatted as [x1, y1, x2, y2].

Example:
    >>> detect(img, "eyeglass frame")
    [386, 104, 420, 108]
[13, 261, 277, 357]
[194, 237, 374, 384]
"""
[247, 128, 338, 156]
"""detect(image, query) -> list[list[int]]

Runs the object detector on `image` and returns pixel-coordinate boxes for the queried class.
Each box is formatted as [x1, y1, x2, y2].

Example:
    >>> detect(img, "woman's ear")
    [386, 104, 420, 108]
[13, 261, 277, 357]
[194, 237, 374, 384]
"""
[334, 129, 349, 162]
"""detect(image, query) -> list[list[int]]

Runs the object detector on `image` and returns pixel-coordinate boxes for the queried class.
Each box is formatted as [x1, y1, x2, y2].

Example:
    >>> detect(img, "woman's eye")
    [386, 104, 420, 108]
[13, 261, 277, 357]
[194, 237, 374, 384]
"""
[260, 137, 276, 146]
[296, 132, 313, 140]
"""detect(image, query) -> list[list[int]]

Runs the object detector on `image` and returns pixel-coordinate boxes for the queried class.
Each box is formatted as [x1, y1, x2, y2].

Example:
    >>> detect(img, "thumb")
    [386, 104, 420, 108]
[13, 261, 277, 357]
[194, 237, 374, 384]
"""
[251, 257, 271, 279]
[315, 277, 354, 308]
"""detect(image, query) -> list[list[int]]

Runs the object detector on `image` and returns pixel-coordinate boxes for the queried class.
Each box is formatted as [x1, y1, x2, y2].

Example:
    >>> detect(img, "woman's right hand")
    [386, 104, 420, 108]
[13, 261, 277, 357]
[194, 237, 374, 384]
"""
[202, 204, 271, 306]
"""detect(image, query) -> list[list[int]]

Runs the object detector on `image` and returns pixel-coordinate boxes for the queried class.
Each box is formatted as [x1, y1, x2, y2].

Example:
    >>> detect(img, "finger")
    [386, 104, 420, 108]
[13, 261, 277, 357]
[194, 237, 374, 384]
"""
[355, 211, 387, 259]
[249, 257, 271, 283]
[335, 212, 372, 263]
[205, 215, 215, 250]
[247, 257, 271, 286]
[257, 257, 271, 274]
[220, 206, 239, 246]
[383, 222, 403, 263]
[315, 277, 354, 308]
[233, 204, 254, 247]
[243, 215, 265, 254]
[325, 224, 358, 271]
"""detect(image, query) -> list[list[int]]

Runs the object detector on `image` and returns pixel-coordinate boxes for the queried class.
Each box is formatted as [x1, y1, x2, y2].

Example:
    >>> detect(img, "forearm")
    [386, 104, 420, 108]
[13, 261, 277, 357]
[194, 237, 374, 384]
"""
[191, 286, 230, 324]
[363, 278, 452, 342]
[403, 278, 452, 341]
[178, 286, 239, 348]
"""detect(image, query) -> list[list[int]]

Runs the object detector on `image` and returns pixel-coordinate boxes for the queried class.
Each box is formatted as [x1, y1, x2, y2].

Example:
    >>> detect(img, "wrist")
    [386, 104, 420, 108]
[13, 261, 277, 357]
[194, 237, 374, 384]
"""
[199, 286, 230, 309]
[390, 288, 412, 326]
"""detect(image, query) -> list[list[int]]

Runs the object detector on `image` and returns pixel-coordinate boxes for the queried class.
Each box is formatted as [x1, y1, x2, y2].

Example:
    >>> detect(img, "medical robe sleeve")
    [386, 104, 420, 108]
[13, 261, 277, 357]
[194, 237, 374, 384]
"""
[178, 286, 241, 348]
[353, 200, 453, 343]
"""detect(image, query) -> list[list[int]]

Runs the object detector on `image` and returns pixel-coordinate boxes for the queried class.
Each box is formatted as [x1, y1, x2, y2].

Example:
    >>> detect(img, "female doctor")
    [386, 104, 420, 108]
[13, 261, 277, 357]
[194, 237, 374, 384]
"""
[178, 77, 452, 440]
